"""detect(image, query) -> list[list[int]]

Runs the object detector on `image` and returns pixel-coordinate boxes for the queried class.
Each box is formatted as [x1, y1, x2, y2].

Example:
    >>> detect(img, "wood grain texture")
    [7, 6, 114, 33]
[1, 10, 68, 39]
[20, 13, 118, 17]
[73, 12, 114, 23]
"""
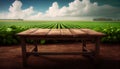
[69, 29, 87, 37]
[47, 29, 61, 37]
[17, 28, 105, 37]
[60, 29, 72, 37]
[17, 28, 38, 35]
[31, 29, 50, 35]
[81, 29, 105, 36]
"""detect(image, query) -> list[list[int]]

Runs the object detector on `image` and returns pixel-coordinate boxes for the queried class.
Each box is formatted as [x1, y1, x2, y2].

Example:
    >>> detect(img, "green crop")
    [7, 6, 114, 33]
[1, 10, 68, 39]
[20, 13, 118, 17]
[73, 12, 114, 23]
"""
[0, 20, 120, 45]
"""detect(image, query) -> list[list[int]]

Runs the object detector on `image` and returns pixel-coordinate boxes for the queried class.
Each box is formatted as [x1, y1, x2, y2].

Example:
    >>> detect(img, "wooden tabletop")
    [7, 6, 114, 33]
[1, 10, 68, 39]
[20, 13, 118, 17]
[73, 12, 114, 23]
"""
[17, 28, 105, 38]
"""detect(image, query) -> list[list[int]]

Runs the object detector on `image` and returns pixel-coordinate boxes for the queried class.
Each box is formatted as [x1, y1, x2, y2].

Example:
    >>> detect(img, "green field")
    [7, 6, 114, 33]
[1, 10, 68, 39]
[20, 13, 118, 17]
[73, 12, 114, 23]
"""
[0, 20, 120, 29]
[0, 20, 120, 45]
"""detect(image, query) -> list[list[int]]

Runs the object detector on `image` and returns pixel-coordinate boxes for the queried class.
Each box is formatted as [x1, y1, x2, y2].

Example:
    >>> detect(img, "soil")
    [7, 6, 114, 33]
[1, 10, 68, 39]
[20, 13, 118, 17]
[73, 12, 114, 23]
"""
[0, 42, 120, 69]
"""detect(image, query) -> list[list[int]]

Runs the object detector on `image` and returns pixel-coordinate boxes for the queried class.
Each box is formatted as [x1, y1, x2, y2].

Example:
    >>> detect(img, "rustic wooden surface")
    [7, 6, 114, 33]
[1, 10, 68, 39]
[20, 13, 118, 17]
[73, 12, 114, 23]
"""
[17, 28, 105, 37]
[16, 28, 105, 67]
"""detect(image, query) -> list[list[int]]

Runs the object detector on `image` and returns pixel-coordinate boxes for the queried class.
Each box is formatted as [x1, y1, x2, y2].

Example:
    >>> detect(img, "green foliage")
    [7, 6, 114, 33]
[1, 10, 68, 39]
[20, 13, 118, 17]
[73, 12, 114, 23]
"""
[40, 40, 46, 44]
[0, 25, 27, 45]
[0, 21, 120, 45]
[101, 27, 120, 43]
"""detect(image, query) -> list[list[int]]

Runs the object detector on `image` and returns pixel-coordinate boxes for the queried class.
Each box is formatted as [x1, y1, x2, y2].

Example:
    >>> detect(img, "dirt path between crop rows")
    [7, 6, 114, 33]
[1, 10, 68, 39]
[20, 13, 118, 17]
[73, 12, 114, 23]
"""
[0, 43, 120, 69]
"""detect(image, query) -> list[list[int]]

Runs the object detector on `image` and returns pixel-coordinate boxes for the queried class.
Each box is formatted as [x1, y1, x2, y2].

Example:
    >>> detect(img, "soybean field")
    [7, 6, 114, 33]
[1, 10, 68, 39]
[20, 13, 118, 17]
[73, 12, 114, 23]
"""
[0, 20, 120, 45]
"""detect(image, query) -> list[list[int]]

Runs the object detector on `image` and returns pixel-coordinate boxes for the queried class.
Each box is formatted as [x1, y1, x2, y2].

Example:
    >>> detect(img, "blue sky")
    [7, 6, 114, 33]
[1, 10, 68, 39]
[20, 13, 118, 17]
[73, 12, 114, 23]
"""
[0, 0, 120, 20]
[1, 0, 71, 13]
[0, 0, 120, 12]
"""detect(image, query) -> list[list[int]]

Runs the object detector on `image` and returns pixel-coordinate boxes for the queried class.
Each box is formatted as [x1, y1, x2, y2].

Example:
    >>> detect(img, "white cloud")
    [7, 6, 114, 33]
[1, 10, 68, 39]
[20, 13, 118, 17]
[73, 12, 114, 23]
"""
[45, 0, 95, 17]
[45, 2, 59, 17]
[0, 0, 120, 20]
[0, 0, 35, 19]
[45, 0, 120, 18]
[22, 6, 34, 17]
[9, 0, 22, 13]
[27, 12, 43, 19]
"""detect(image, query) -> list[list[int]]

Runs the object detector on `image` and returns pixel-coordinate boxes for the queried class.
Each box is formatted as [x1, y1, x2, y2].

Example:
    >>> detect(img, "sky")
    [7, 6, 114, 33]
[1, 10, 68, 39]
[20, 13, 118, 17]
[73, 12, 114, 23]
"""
[0, 0, 120, 20]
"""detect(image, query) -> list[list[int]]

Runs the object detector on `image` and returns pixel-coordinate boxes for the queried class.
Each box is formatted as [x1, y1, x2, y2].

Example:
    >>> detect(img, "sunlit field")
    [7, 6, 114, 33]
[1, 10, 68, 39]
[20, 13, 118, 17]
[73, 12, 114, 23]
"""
[0, 20, 120, 45]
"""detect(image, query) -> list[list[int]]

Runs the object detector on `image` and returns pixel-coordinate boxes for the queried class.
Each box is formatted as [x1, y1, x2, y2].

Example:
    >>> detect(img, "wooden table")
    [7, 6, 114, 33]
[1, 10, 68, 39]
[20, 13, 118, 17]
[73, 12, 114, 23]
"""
[17, 28, 105, 66]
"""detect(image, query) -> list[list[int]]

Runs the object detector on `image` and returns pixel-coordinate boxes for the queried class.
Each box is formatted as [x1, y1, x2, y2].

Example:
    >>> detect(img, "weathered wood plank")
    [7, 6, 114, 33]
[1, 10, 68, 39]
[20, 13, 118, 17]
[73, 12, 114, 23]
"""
[17, 28, 38, 35]
[81, 29, 105, 36]
[69, 29, 87, 37]
[47, 29, 61, 37]
[31, 29, 50, 36]
[60, 29, 72, 36]
[17, 28, 105, 37]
